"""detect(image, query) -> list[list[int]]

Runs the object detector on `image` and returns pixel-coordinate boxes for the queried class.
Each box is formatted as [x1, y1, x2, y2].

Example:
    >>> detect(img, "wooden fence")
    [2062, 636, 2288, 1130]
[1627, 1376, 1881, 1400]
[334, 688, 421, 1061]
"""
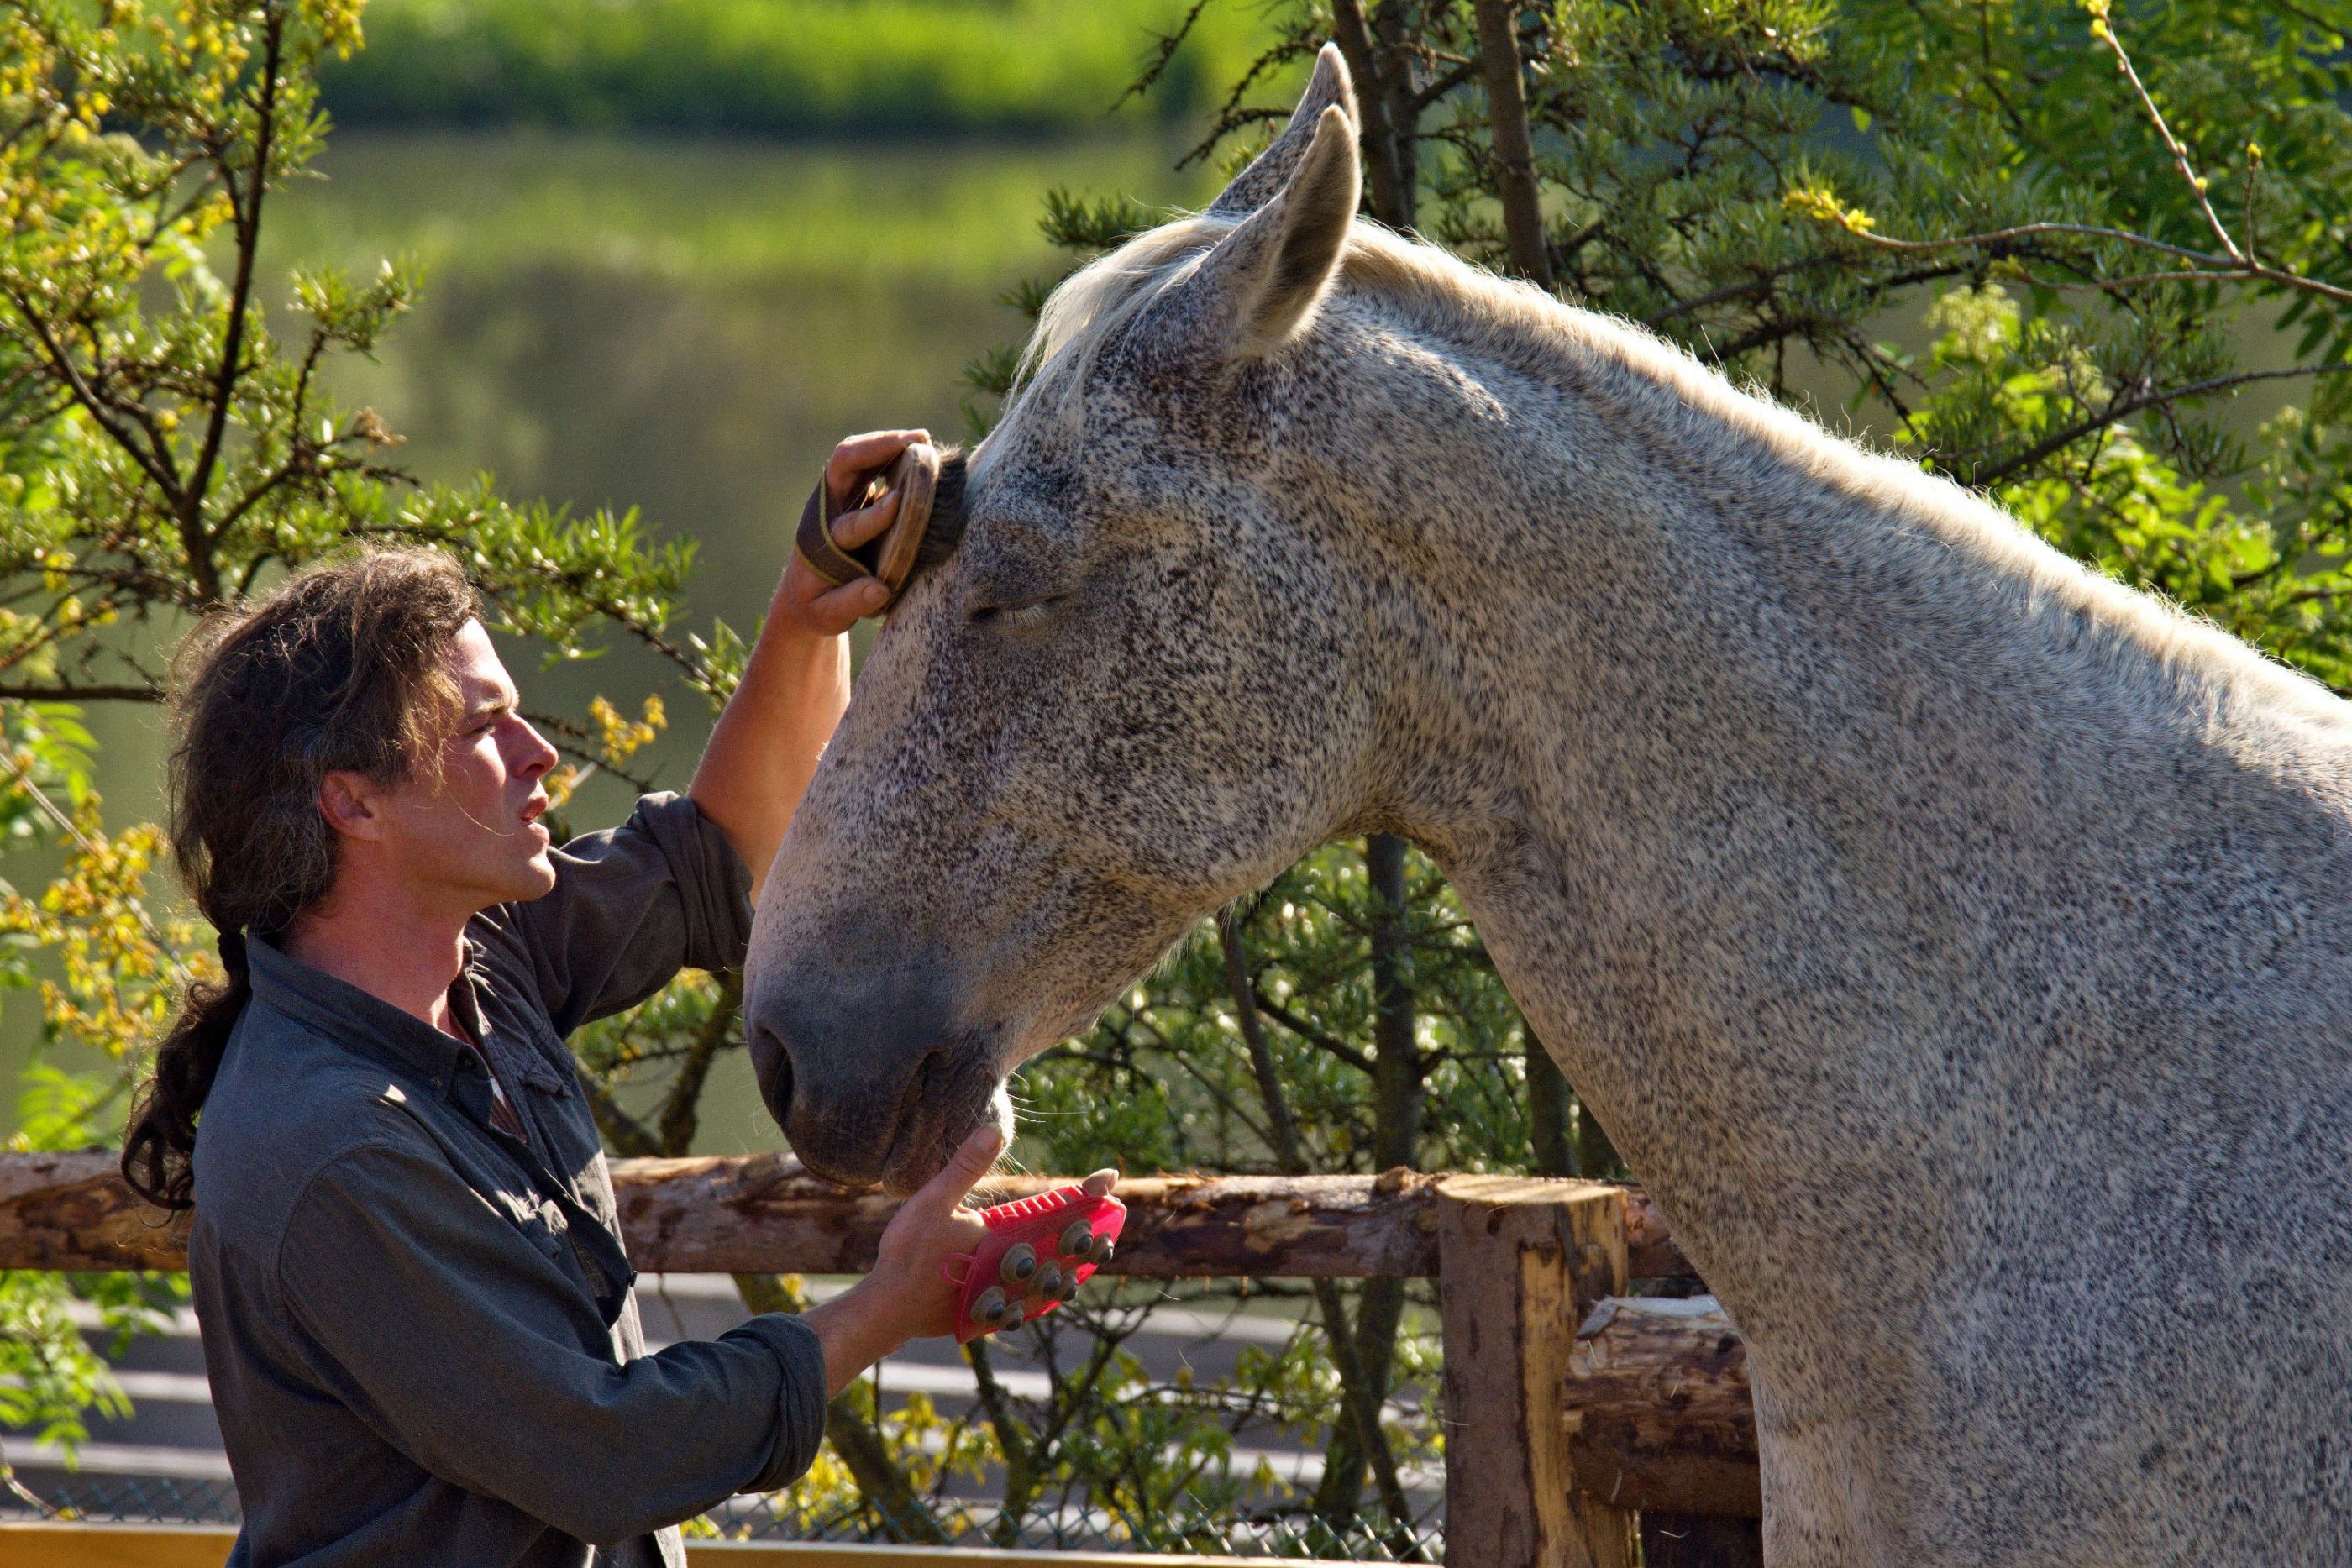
[0, 1152, 1761, 1568]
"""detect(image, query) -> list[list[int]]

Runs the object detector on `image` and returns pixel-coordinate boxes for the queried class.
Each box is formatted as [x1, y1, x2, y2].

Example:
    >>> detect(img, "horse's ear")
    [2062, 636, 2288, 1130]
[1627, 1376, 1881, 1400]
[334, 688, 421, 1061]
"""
[1168, 104, 1359, 360]
[1206, 44, 1358, 218]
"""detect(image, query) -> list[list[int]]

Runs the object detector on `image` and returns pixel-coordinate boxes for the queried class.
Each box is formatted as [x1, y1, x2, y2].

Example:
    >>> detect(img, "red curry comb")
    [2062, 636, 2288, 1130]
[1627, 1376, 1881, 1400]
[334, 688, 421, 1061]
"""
[944, 1183, 1126, 1343]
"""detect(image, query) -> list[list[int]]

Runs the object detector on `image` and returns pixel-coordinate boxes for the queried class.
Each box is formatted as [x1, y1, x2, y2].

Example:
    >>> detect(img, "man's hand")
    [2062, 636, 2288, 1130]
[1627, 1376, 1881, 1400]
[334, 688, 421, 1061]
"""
[774, 427, 932, 637]
[864, 1123, 1002, 1341]
[801, 1122, 995, 1393]
[801, 1126, 1121, 1395]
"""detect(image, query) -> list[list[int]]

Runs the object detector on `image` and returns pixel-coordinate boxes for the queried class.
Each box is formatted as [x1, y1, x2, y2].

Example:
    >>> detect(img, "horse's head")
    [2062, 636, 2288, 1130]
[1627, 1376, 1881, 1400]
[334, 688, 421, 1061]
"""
[746, 49, 1395, 1193]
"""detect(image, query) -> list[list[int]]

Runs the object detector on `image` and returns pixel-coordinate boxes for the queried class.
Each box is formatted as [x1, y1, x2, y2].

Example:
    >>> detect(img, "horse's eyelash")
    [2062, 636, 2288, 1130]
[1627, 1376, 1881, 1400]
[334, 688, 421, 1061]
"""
[970, 594, 1067, 628]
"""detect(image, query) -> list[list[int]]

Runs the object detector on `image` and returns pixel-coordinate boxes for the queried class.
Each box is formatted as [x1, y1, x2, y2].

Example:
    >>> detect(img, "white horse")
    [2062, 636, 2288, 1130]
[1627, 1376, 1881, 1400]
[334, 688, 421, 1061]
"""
[746, 48, 2352, 1565]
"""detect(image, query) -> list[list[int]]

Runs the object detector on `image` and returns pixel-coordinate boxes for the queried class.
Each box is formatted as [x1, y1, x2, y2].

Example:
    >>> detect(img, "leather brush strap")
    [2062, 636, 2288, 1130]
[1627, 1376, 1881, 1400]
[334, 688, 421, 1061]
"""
[794, 479, 870, 588]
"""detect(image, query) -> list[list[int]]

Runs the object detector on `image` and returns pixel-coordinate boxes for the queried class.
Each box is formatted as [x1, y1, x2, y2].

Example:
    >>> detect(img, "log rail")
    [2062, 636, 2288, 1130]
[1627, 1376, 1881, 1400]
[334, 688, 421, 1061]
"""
[0, 1151, 1756, 1566]
[0, 1150, 1700, 1279]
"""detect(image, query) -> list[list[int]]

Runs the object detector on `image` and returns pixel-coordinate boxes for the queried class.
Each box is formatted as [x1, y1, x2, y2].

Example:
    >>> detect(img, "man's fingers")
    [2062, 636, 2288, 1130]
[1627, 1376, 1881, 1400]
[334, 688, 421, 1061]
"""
[830, 488, 900, 550]
[806, 576, 890, 631]
[826, 429, 931, 501]
[1081, 1168, 1118, 1199]
[916, 1125, 1005, 1214]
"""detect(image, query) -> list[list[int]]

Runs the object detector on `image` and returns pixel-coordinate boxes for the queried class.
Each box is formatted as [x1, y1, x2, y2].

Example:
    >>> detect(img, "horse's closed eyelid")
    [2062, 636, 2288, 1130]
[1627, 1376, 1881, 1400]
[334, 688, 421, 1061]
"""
[968, 592, 1068, 628]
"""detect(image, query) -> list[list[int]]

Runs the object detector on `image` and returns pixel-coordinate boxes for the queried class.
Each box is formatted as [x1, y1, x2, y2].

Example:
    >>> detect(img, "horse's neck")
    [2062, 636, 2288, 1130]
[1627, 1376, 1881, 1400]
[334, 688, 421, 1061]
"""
[1363, 328, 2352, 1309]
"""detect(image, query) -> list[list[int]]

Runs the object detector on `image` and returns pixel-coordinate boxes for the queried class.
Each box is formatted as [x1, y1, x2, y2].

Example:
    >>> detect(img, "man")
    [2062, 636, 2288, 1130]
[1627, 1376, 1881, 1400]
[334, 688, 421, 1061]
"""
[119, 432, 1079, 1565]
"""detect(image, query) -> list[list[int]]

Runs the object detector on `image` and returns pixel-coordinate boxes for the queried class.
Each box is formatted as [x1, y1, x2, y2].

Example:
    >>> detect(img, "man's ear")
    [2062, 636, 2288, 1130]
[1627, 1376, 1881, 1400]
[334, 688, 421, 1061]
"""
[1205, 43, 1357, 218]
[318, 770, 386, 842]
[1153, 105, 1361, 363]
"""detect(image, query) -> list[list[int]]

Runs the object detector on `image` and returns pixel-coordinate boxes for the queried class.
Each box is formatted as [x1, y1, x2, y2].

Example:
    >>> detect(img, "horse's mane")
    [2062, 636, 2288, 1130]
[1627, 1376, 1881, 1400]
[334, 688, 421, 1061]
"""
[1016, 212, 2349, 737]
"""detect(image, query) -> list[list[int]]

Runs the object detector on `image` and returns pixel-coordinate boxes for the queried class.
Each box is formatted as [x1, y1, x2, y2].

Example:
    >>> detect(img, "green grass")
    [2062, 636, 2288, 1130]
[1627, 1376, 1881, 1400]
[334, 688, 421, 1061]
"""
[324, 0, 1289, 136]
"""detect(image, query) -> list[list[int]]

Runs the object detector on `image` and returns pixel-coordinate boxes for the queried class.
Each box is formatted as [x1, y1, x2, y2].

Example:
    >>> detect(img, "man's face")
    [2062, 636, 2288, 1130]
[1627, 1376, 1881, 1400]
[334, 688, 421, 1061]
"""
[370, 620, 561, 914]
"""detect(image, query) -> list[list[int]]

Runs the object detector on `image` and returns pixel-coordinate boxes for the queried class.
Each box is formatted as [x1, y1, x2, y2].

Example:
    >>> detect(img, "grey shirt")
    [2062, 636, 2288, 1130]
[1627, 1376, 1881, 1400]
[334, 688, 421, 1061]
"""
[189, 792, 825, 1568]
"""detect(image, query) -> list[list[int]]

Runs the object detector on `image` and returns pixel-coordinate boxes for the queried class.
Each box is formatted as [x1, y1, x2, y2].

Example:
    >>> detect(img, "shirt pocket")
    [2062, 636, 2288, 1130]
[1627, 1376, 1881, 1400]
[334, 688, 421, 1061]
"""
[490, 1183, 576, 1272]
[519, 1028, 606, 1174]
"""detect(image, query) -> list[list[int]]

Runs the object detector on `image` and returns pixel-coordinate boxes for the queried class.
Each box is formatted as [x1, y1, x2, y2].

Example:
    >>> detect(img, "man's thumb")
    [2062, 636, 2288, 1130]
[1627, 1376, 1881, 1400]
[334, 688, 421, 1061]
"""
[921, 1124, 1005, 1210]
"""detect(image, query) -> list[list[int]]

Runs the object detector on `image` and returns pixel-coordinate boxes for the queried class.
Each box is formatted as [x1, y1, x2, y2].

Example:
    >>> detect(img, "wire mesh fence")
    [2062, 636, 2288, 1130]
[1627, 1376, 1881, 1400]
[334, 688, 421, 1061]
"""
[5, 1475, 239, 1525]
[701, 1487, 1444, 1560]
[5, 1473, 1445, 1560]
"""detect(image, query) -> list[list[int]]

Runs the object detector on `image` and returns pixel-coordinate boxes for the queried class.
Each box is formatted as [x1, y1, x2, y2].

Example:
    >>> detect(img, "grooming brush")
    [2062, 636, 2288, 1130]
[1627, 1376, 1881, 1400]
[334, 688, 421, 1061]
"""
[793, 442, 969, 609]
[943, 1183, 1126, 1343]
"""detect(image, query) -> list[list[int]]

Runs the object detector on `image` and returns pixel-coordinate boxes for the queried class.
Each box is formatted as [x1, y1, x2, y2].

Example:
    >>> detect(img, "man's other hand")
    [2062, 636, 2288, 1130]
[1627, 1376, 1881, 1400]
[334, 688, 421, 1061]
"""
[804, 1121, 997, 1394]
[775, 428, 931, 636]
[868, 1123, 1002, 1342]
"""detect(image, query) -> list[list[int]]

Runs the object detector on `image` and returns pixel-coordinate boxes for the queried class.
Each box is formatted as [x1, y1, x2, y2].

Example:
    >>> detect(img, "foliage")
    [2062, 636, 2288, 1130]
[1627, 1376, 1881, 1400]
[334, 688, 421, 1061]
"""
[0, 700, 183, 1481]
[0, 0, 732, 707]
[318, 0, 1279, 137]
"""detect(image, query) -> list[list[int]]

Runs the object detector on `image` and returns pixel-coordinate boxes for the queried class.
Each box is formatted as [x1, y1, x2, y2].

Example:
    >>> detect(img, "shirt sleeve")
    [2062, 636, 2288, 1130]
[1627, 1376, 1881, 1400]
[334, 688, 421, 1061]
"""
[273, 1134, 826, 1545]
[496, 791, 756, 1036]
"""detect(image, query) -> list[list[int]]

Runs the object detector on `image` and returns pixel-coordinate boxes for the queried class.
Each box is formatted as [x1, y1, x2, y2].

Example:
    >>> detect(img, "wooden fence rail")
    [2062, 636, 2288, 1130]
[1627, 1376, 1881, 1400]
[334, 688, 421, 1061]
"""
[0, 1152, 1757, 1568]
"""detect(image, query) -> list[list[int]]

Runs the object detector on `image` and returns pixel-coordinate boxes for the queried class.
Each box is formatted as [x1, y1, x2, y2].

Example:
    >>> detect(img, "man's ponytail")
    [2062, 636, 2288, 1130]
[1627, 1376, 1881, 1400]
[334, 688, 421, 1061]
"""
[122, 933, 250, 1211]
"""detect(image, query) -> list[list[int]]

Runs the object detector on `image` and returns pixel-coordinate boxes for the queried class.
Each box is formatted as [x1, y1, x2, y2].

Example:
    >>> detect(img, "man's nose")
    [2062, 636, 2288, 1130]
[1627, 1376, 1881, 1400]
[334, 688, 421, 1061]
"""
[511, 717, 559, 780]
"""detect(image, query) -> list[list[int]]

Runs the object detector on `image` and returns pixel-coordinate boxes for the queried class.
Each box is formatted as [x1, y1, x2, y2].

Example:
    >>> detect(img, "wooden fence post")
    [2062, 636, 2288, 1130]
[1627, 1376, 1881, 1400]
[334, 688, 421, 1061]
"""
[1438, 1177, 1637, 1568]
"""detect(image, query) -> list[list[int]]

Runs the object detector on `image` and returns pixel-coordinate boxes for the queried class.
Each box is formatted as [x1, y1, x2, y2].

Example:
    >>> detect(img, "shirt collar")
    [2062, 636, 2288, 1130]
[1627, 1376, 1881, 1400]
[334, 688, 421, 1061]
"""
[245, 933, 488, 1090]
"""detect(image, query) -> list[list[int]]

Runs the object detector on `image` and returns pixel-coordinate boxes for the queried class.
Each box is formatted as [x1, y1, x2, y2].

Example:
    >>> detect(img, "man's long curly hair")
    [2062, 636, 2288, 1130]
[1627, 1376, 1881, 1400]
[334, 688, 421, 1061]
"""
[121, 549, 479, 1211]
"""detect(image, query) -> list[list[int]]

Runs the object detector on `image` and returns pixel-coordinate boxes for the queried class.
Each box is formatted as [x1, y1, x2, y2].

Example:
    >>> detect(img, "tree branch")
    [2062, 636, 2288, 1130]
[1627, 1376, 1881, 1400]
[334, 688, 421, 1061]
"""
[2089, 6, 2241, 263]
[1957, 362, 2352, 490]
[654, 973, 740, 1156]
[1250, 983, 1375, 1074]
[181, 10, 288, 601]
[1217, 908, 1420, 1554]
[0, 682, 160, 703]
[4, 293, 187, 506]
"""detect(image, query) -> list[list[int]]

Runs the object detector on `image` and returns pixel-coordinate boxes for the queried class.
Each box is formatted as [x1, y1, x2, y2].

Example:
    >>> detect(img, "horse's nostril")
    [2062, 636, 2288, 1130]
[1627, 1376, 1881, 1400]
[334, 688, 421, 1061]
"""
[750, 1019, 795, 1127]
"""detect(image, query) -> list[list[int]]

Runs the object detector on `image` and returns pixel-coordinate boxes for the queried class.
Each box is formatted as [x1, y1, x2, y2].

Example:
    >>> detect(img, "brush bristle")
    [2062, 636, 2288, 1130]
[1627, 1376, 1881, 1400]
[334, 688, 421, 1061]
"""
[915, 446, 969, 573]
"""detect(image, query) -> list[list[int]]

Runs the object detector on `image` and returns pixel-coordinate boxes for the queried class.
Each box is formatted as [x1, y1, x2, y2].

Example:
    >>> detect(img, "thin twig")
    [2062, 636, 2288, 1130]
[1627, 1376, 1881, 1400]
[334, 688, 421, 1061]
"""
[1961, 362, 2352, 489]
[2090, 8, 2240, 261]
[181, 10, 289, 601]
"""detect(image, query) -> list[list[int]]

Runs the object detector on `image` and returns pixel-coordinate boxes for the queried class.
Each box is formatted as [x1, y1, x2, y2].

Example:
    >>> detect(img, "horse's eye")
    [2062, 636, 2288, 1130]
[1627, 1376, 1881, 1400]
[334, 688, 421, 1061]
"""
[969, 593, 1067, 629]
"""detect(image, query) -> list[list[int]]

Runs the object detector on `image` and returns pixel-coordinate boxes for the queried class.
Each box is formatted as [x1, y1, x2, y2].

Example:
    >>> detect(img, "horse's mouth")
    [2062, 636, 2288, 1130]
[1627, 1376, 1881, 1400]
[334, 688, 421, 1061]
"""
[873, 1052, 1005, 1198]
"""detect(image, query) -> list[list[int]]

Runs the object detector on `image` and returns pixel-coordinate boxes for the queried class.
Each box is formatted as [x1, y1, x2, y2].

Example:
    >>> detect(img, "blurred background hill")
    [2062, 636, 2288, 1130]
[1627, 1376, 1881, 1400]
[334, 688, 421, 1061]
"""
[320, 0, 1278, 134]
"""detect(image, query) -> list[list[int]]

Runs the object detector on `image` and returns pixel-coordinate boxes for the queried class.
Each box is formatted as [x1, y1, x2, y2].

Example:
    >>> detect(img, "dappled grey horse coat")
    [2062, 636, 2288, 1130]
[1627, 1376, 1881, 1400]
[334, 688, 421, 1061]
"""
[745, 48, 2352, 1566]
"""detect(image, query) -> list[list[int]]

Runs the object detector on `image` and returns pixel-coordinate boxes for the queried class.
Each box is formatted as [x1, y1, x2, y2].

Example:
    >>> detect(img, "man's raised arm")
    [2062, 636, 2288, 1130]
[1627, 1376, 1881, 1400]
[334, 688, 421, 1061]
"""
[690, 428, 928, 894]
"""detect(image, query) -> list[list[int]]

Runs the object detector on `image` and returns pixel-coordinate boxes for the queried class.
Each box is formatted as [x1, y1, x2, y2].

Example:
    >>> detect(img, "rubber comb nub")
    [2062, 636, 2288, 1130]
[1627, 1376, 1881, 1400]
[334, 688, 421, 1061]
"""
[943, 1183, 1126, 1343]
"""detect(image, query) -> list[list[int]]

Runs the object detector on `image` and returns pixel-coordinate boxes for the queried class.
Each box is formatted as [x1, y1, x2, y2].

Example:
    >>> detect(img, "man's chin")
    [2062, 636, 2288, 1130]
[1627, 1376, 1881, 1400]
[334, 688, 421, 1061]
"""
[486, 852, 559, 907]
